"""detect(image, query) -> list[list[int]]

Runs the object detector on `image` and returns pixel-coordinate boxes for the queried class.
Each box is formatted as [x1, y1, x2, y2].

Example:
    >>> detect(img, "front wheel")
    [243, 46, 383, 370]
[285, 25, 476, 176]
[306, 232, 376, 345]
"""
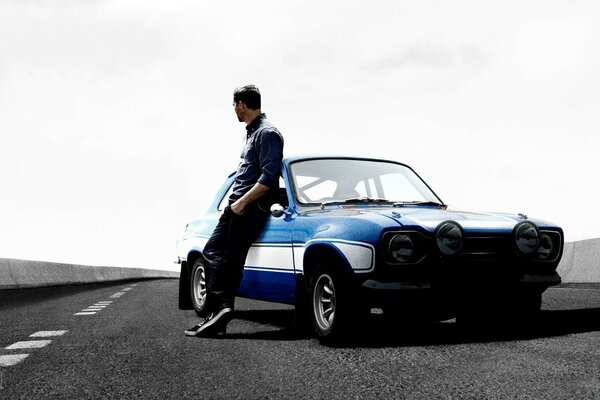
[190, 259, 208, 317]
[310, 263, 361, 343]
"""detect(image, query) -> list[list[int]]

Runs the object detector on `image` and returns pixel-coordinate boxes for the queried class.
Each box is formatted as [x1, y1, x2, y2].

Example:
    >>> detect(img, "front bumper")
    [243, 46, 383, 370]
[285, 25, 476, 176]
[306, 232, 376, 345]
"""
[360, 271, 561, 293]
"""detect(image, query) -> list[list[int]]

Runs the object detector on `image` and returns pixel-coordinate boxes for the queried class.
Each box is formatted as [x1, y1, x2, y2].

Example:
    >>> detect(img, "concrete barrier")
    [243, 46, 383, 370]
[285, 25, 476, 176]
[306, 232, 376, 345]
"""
[0, 258, 178, 290]
[557, 238, 600, 284]
[1, 238, 597, 290]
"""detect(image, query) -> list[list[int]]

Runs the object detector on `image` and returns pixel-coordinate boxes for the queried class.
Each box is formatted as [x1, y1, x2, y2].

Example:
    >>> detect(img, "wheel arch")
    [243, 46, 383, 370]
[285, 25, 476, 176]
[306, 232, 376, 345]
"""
[185, 250, 206, 276]
[302, 243, 354, 286]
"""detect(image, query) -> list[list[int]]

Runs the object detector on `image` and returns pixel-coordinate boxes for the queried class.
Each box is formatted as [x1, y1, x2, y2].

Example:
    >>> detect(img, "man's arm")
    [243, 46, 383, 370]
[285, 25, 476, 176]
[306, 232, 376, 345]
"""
[231, 128, 283, 215]
[230, 182, 270, 215]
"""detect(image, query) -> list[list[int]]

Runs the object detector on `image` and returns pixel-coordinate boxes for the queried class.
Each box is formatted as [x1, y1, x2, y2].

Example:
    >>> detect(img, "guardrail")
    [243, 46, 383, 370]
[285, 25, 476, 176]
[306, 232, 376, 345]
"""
[0, 238, 597, 290]
[0, 258, 178, 290]
[557, 238, 600, 284]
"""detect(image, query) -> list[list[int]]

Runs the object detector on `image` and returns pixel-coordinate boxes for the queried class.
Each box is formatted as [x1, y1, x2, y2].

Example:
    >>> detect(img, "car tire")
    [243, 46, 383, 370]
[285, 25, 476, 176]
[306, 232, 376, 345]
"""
[310, 262, 358, 343]
[190, 258, 208, 317]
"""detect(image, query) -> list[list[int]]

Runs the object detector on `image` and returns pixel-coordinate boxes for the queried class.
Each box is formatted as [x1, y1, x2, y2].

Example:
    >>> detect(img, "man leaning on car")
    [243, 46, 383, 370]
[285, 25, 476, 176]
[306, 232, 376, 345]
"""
[185, 84, 284, 337]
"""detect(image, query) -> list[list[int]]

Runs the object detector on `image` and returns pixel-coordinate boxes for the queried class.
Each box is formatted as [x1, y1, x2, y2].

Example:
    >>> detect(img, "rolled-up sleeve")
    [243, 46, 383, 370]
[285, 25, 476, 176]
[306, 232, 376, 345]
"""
[257, 129, 284, 188]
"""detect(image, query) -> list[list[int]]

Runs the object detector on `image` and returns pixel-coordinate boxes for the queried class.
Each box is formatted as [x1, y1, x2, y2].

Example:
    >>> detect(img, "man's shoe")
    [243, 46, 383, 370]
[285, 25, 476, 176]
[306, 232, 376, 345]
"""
[184, 307, 232, 337]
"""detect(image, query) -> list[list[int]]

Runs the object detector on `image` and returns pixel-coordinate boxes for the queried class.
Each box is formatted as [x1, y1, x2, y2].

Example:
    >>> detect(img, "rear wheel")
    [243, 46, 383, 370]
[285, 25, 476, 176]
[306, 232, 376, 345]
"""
[190, 259, 208, 317]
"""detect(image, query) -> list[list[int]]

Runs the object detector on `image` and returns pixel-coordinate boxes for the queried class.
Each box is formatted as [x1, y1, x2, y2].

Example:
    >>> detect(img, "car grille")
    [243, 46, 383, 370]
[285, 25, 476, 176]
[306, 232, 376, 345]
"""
[461, 235, 513, 255]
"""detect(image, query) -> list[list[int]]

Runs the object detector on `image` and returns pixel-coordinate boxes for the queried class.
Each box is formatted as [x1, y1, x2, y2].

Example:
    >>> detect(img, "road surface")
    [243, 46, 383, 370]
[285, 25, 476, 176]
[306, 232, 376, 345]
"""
[1, 279, 600, 399]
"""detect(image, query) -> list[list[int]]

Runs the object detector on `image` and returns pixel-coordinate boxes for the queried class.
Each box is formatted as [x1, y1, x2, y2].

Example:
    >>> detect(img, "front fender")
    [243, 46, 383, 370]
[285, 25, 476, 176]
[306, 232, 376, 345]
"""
[302, 239, 375, 276]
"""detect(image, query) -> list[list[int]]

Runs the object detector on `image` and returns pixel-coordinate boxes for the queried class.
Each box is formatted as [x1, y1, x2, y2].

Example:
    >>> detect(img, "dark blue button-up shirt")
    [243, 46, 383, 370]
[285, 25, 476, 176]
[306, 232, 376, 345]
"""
[230, 113, 284, 202]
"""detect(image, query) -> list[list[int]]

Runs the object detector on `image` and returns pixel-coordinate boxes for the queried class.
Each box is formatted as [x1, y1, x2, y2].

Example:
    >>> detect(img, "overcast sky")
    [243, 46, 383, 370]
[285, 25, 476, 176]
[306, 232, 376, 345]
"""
[1, 1, 599, 271]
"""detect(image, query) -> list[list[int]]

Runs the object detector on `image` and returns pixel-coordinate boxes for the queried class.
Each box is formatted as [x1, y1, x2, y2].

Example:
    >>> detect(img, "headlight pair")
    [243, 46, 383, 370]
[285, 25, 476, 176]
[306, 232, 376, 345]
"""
[388, 221, 464, 263]
[513, 221, 556, 260]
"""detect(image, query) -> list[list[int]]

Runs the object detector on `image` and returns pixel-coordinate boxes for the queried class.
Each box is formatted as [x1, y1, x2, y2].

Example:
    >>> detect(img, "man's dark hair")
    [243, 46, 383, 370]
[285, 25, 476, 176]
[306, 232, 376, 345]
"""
[233, 85, 261, 110]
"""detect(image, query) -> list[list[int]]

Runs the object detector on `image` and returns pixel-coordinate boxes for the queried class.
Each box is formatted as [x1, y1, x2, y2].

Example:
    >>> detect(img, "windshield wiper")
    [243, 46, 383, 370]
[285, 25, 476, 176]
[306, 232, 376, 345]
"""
[393, 201, 447, 209]
[320, 197, 393, 209]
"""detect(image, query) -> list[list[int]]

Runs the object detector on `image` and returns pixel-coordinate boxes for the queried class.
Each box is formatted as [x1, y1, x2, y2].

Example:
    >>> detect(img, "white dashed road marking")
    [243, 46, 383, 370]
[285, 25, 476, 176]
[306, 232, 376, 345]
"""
[1, 330, 68, 368]
[0, 354, 29, 367]
[29, 331, 68, 338]
[1, 284, 140, 369]
[5, 340, 52, 350]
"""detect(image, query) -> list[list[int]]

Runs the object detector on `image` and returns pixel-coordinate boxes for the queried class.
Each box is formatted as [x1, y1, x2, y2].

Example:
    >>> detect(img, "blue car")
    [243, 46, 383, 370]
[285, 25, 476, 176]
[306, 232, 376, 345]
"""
[177, 156, 563, 341]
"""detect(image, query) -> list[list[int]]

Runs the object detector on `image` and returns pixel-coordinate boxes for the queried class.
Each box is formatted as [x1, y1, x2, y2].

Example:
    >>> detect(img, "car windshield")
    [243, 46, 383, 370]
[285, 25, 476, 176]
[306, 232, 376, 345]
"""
[289, 158, 443, 206]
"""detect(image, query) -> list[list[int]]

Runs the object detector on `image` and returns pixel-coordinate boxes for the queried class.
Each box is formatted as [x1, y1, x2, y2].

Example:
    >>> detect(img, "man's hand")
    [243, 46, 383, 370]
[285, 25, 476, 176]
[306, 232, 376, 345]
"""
[230, 200, 246, 215]
[230, 182, 270, 215]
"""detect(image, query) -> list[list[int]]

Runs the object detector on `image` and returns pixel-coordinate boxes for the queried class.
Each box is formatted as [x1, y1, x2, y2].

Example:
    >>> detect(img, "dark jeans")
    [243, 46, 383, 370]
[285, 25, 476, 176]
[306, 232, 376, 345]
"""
[203, 202, 269, 312]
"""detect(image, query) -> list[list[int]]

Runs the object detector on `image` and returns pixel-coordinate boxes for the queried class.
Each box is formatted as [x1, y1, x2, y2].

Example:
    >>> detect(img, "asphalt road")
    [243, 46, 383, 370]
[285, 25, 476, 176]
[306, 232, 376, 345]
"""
[1, 279, 600, 399]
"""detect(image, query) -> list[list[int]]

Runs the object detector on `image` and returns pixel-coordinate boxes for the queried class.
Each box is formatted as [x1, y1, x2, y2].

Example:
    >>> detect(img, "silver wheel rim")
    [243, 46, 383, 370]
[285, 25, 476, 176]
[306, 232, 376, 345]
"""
[313, 274, 336, 331]
[192, 264, 207, 309]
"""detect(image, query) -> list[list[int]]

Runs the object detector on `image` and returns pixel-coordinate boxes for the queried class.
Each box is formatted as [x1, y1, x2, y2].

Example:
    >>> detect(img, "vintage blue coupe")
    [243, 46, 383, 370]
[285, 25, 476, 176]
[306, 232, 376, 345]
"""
[177, 156, 563, 341]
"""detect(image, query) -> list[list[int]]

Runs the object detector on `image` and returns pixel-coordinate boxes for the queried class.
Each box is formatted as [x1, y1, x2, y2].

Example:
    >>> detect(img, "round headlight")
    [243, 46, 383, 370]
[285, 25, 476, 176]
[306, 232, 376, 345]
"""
[536, 233, 553, 260]
[435, 221, 463, 256]
[389, 234, 414, 263]
[514, 221, 539, 254]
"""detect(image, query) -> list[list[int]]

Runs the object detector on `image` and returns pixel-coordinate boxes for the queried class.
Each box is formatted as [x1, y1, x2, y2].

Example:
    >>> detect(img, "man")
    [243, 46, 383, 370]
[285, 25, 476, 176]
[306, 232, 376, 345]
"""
[185, 85, 284, 337]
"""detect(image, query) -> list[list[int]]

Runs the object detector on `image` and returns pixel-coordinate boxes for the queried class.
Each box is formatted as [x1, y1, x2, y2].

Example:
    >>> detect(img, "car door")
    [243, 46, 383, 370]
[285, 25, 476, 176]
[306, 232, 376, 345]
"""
[237, 182, 296, 305]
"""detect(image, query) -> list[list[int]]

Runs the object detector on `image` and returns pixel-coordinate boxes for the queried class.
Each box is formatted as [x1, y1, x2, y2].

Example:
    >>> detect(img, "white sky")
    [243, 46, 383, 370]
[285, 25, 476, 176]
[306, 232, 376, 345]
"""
[1, 1, 599, 271]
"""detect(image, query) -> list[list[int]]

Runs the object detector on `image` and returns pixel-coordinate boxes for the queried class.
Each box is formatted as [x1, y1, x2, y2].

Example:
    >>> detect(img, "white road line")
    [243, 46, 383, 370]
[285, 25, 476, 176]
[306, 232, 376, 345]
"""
[130, 284, 138, 287]
[85, 306, 105, 309]
[122, 288, 132, 291]
[29, 331, 68, 338]
[0, 354, 29, 367]
[97, 301, 112, 304]
[110, 292, 125, 298]
[92, 304, 109, 307]
[5, 340, 52, 350]
[74, 312, 96, 316]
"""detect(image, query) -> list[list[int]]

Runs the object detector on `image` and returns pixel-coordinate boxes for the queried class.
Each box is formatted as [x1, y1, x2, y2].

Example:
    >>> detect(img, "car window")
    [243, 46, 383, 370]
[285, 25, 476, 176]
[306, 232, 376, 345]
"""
[217, 183, 234, 211]
[290, 158, 441, 205]
[380, 173, 427, 202]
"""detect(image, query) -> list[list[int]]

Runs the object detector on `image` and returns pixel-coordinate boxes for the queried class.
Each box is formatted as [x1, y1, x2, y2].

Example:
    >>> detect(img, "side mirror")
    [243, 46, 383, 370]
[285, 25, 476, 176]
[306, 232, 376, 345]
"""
[270, 203, 290, 218]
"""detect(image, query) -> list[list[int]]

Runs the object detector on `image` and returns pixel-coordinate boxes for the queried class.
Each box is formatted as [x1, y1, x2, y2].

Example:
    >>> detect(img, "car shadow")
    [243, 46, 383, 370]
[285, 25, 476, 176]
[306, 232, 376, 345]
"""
[224, 309, 310, 341]
[226, 307, 600, 346]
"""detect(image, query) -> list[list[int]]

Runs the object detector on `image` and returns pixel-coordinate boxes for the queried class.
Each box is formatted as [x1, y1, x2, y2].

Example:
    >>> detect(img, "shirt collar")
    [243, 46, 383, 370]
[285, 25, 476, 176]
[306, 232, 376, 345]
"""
[246, 113, 266, 137]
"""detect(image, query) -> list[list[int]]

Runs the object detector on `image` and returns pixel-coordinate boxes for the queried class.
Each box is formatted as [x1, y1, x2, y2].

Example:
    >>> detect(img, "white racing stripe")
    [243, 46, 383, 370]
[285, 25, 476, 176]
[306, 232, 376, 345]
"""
[245, 244, 295, 271]
[5, 340, 52, 350]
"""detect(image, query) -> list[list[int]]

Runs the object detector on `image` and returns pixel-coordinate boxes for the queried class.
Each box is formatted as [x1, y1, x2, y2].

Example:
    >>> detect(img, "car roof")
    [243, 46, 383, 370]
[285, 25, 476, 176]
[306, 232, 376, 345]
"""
[282, 154, 407, 166]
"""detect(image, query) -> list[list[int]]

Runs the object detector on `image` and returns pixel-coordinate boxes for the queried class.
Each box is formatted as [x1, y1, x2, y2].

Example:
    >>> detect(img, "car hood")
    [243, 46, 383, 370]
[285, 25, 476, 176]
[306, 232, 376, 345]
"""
[305, 207, 530, 234]
[378, 208, 524, 232]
